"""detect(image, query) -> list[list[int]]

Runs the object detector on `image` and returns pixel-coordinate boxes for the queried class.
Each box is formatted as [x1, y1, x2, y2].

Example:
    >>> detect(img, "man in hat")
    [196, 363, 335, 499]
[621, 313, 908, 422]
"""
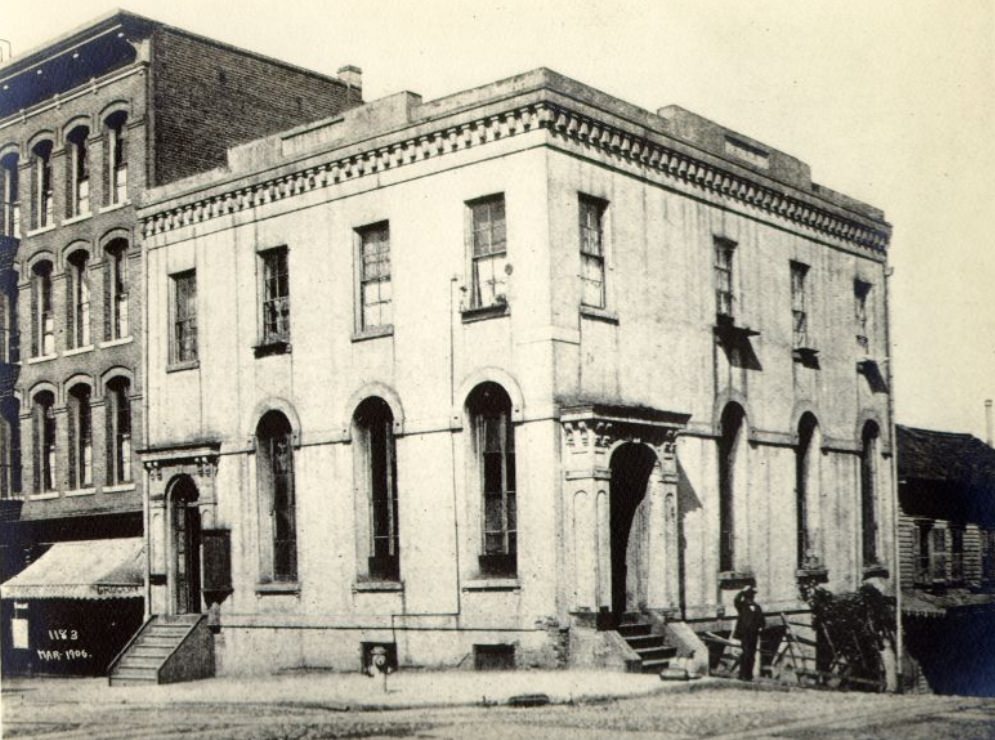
[733, 584, 764, 681]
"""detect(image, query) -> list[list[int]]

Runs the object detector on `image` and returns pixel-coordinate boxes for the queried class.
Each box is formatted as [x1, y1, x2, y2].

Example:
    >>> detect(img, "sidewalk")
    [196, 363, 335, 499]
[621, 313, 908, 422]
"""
[2, 669, 716, 711]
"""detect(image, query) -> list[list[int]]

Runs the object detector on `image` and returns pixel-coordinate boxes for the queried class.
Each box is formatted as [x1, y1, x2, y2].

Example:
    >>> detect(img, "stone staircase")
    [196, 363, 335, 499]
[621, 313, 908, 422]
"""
[109, 614, 213, 685]
[618, 620, 678, 673]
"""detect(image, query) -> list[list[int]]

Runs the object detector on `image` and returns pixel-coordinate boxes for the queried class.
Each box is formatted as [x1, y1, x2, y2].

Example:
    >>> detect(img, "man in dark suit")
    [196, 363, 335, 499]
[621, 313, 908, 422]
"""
[733, 585, 764, 681]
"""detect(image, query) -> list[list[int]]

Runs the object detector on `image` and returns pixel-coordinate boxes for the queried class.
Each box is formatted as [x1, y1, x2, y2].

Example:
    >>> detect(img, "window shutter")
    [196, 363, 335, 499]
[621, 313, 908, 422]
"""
[30, 279, 38, 357]
[103, 261, 113, 341]
[31, 406, 39, 492]
[105, 390, 115, 485]
[67, 399, 77, 490]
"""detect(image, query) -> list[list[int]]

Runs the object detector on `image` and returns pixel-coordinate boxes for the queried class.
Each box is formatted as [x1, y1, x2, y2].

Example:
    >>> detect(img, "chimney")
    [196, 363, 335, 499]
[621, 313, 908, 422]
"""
[337, 65, 362, 91]
[986, 399, 993, 447]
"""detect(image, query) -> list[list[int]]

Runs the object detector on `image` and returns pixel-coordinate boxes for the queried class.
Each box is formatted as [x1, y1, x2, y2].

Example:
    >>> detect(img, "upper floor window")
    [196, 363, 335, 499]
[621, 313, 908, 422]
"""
[714, 238, 736, 320]
[260, 247, 290, 347]
[796, 413, 823, 570]
[31, 140, 54, 230]
[354, 397, 399, 581]
[106, 377, 132, 486]
[468, 382, 517, 577]
[67, 384, 93, 490]
[0, 151, 19, 238]
[468, 195, 507, 310]
[0, 291, 17, 365]
[170, 270, 197, 364]
[105, 239, 129, 340]
[917, 525, 947, 583]
[31, 260, 54, 357]
[855, 279, 872, 351]
[66, 126, 90, 218]
[31, 391, 56, 493]
[950, 526, 965, 581]
[860, 422, 880, 567]
[0, 402, 21, 500]
[105, 111, 128, 206]
[66, 250, 91, 350]
[790, 261, 810, 349]
[257, 411, 297, 582]
[357, 223, 392, 332]
[579, 195, 607, 309]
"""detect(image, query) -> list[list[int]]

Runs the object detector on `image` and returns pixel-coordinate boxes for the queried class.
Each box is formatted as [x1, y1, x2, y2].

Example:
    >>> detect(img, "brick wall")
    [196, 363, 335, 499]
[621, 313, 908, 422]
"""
[150, 29, 362, 186]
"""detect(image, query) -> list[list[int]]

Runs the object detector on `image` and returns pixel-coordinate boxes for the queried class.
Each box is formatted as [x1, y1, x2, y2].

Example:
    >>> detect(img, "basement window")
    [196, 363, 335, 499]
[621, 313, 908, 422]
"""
[474, 644, 515, 671]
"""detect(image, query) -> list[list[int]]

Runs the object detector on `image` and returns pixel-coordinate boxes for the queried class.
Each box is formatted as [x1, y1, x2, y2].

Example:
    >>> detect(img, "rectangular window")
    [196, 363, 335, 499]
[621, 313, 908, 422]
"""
[32, 143, 53, 230]
[67, 132, 90, 218]
[260, 248, 290, 345]
[1, 156, 19, 238]
[109, 121, 128, 205]
[31, 263, 54, 358]
[106, 380, 132, 485]
[714, 238, 735, 319]
[790, 261, 809, 348]
[358, 223, 392, 331]
[469, 195, 508, 309]
[68, 387, 92, 490]
[66, 253, 91, 349]
[106, 243, 129, 340]
[171, 271, 197, 364]
[929, 527, 947, 581]
[579, 195, 606, 309]
[480, 413, 516, 558]
[855, 280, 872, 351]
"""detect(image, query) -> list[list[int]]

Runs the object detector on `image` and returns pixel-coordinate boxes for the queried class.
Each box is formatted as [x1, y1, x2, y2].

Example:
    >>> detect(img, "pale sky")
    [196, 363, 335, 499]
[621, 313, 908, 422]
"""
[4, 0, 994, 439]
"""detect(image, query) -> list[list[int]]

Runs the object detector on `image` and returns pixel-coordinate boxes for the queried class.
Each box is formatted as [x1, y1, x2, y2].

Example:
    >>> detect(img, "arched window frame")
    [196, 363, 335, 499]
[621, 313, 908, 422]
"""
[104, 111, 128, 206]
[860, 421, 881, 568]
[353, 397, 400, 582]
[65, 125, 91, 218]
[796, 413, 823, 569]
[718, 403, 746, 573]
[103, 237, 130, 341]
[256, 411, 297, 583]
[30, 259, 55, 358]
[67, 383, 93, 490]
[0, 148, 20, 238]
[30, 139, 54, 230]
[467, 382, 517, 578]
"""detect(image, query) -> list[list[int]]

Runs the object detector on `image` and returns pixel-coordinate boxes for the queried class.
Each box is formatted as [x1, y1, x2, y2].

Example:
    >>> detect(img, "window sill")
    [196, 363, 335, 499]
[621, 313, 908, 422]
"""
[353, 580, 404, 593]
[28, 491, 59, 501]
[462, 578, 521, 592]
[62, 212, 92, 226]
[26, 354, 58, 365]
[352, 325, 394, 343]
[579, 305, 619, 324]
[461, 303, 510, 324]
[718, 570, 756, 588]
[99, 336, 134, 349]
[166, 360, 200, 373]
[63, 344, 95, 357]
[862, 564, 889, 579]
[253, 339, 291, 358]
[795, 566, 829, 582]
[103, 482, 136, 494]
[65, 487, 96, 497]
[255, 581, 301, 596]
[99, 201, 131, 214]
[25, 224, 57, 237]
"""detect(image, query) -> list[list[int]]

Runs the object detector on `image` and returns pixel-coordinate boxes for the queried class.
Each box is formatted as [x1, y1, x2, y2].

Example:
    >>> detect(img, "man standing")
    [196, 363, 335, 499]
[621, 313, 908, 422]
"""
[733, 584, 764, 681]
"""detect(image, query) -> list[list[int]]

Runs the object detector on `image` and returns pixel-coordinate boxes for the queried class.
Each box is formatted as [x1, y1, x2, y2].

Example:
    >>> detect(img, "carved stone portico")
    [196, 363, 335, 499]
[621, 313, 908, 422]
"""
[142, 443, 222, 616]
[561, 405, 690, 627]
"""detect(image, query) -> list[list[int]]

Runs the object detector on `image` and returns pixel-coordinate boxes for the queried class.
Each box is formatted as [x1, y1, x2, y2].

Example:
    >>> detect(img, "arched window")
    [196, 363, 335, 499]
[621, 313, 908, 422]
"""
[860, 422, 880, 567]
[1, 150, 19, 237]
[257, 411, 296, 582]
[104, 111, 128, 206]
[796, 413, 822, 569]
[31, 260, 54, 357]
[718, 403, 745, 572]
[106, 377, 132, 485]
[66, 250, 91, 349]
[353, 397, 399, 581]
[0, 290, 16, 365]
[65, 126, 90, 218]
[104, 239, 129, 340]
[67, 384, 93, 490]
[0, 401, 20, 499]
[467, 382, 517, 577]
[31, 139, 54, 229]
[32, 390, 56, 493]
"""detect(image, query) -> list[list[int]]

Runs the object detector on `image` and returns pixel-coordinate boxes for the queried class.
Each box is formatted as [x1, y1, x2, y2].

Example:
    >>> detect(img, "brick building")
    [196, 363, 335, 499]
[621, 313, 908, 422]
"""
[131, 68, 895, 681]
[0, 10, 361, 676]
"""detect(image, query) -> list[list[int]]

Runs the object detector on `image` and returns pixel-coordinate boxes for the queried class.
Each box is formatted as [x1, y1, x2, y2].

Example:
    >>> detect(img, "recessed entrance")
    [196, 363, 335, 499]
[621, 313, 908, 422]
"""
[609, 443, 658, 624]
[169, 476, 201, 614]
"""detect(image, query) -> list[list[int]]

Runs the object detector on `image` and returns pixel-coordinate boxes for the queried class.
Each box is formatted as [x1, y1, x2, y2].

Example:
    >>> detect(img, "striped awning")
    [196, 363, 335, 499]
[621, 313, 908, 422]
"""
[1, 538, 143, 600]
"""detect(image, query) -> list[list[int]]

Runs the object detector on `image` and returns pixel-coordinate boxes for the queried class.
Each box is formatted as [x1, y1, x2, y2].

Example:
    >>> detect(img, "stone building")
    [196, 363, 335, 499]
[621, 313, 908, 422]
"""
[0, 10, 362, 676]
[133, 68, 895, 679]
[897, 424, 995, 695]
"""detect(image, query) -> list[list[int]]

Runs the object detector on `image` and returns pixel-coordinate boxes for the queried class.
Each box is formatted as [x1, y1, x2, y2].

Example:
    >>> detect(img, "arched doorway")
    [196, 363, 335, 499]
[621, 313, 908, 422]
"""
[169, 476, 201, 614]
[609, 443, 658, 624]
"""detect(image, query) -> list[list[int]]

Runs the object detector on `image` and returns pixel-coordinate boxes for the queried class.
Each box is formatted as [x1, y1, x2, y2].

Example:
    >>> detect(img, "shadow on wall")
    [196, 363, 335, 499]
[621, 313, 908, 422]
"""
[905, 611, 995, 696]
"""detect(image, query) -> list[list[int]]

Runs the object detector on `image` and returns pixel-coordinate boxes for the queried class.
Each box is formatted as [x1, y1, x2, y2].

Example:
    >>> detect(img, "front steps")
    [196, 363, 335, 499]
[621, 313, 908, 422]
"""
[109, 614, 214, 685]
[618, 620, 678, 673]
